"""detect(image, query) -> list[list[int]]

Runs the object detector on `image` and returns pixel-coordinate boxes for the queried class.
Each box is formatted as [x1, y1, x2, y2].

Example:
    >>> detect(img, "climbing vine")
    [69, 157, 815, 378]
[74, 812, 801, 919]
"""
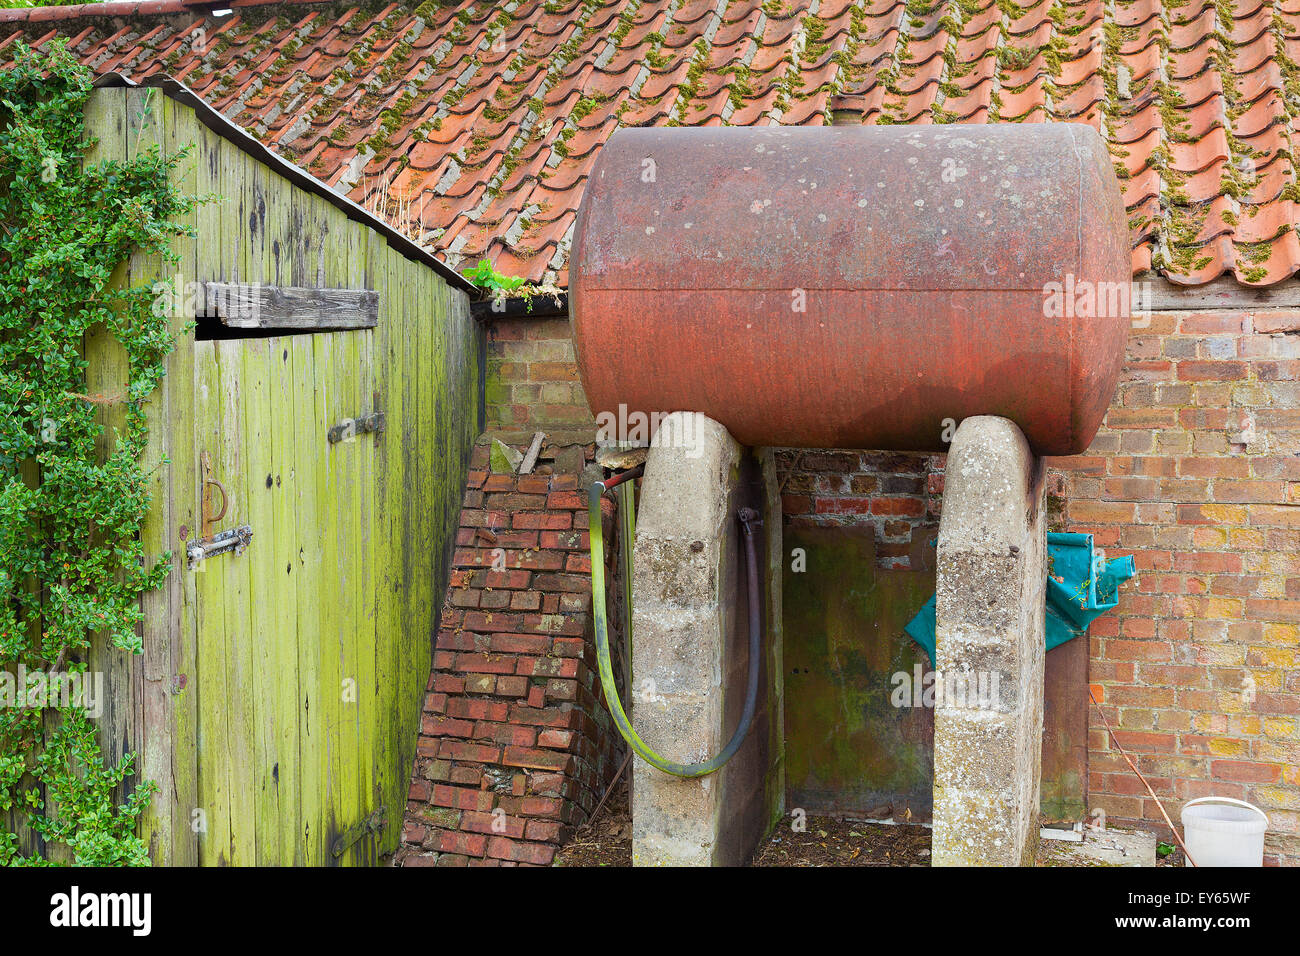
[0, 41, 196, 865]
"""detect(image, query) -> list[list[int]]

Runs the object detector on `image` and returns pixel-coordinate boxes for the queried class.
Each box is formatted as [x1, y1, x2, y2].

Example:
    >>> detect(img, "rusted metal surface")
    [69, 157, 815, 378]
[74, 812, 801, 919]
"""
[571, 124, 1131, 455]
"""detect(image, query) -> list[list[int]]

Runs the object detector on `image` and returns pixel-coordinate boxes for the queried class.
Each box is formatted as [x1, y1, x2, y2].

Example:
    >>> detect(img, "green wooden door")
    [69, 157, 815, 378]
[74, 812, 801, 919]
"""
[189, 329, 382, 866]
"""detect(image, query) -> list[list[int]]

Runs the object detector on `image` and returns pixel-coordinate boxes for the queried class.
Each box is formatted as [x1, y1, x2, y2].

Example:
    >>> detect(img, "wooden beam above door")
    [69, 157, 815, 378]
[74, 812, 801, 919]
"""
[201, 282, 379, 330]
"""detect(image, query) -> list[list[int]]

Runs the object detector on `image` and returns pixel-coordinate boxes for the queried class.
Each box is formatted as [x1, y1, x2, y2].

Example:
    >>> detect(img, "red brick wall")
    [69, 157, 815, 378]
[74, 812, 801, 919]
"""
[396, 436, 625, 867]
[482, 309, 1299, 866]
[775, 449, 944, 570]
[1054, 307, 1298, 867]
[777, 307, 1299, 865]
[485, 315, 595, 432]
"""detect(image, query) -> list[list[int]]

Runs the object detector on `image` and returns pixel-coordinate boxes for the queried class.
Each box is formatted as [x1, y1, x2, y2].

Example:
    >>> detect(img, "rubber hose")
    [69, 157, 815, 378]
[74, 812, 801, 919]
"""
[589, 476, 762, 778]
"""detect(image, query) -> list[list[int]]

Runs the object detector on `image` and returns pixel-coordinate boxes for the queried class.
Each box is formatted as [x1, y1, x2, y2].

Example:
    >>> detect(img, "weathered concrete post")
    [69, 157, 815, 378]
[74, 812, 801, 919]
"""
[932, 416, 1046, 866]
[630, 411, 783, 866]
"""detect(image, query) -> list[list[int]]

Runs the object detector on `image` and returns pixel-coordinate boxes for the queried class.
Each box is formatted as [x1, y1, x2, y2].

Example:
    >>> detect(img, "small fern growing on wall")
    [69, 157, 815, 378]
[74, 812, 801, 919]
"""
[0, 41, 196, 865]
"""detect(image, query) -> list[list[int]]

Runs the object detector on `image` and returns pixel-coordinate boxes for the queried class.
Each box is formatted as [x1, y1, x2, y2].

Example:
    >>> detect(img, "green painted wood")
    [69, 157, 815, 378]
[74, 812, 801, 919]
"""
[313, 330, 346, 862]
[158, 91, 202, 868]
[240, 338, 278, 864]
[374, 247, 407, 854]
[193, 338, 233, 864]
[268, 337, 302, 864]
[131, 86, 178, 868]
[290, 330, 325, 864]
[335, 329, 363, 865]
[217, 337, 257, 865]
[355, 327, 380, 863]
[332, 219, 360, 866]
[65, 87, 481, 866]
[82, 91, 136, 869]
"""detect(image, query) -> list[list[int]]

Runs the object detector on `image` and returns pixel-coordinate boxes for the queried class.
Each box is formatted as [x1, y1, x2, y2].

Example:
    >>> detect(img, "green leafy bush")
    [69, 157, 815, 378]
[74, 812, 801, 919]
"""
[0, 41, 196, 865]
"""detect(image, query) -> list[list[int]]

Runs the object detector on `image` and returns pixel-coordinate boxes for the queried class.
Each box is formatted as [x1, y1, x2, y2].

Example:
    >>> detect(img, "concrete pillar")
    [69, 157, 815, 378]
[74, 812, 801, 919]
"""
[630, 412, 783, 866]
[932, 416, 1046, 866]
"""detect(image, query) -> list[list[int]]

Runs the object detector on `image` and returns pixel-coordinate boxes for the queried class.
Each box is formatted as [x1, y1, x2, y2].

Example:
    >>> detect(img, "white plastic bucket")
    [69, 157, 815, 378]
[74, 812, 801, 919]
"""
[1180, 797, 1268, 867]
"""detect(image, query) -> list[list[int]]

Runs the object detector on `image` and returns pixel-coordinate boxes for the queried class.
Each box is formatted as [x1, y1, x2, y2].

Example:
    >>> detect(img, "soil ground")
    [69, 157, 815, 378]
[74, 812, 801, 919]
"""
[553, 782, 1171, 867]
[553, 778, 932, 867]
[553, 775, 633, 867]
[752, 816, 932, 866]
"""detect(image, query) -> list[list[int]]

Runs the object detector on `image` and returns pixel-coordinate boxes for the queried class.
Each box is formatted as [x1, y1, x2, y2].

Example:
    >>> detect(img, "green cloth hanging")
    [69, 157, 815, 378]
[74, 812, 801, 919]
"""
[903, 532, 1136, 668]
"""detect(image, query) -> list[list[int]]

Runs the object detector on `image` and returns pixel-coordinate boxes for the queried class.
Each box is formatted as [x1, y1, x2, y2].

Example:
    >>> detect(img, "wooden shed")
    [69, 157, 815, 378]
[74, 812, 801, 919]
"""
[72, 76, 482, 866]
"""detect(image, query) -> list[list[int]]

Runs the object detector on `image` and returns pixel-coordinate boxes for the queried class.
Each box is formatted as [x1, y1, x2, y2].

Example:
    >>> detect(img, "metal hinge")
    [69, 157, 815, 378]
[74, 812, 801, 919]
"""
[187, 525, 253, 569]
[331, 806, 386, 858]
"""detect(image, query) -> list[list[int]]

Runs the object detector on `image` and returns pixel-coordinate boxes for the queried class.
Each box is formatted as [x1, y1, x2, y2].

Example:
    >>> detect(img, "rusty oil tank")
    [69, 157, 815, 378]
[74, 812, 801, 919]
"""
[570, 124, 1131, 456]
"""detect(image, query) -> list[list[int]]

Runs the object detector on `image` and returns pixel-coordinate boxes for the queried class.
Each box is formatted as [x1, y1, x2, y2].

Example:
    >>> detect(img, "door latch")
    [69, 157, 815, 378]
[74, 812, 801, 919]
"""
[331, 806, 387, 858]
[187, 525, 253, 569]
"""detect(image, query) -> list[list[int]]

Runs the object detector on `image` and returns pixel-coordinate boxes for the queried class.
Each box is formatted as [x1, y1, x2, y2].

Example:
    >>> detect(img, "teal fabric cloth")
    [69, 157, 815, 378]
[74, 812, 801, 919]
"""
[903, 532, 1136, 668]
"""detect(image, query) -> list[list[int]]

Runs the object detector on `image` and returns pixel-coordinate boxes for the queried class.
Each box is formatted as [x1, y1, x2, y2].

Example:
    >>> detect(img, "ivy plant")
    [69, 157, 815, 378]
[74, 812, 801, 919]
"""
[0, 41, 196, 865]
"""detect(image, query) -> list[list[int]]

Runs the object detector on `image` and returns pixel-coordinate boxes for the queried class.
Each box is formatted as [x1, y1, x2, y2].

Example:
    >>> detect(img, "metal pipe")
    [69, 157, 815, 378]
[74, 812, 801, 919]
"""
[588, 472, 762, 778]
[595, 462, 643, 492]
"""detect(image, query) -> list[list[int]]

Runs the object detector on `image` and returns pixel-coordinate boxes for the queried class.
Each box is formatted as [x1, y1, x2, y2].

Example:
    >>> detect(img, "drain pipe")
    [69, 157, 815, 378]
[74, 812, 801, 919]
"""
[588, 468, 763, 777]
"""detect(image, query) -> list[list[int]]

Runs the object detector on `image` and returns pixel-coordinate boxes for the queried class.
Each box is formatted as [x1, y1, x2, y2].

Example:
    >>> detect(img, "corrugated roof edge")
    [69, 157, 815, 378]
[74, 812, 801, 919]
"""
[91, 72, 482, 300]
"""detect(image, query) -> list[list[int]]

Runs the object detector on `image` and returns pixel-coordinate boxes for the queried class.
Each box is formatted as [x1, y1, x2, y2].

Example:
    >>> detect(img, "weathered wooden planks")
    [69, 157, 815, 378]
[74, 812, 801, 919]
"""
[192, 340, 232, 864]
[77, 86, 136, 868]
[159, 89, 202, 869]
[240, 338, 279, 864]
[257, 336, 300, 864]
[290, 331, 324, 864]
[68, 86, 482, 866]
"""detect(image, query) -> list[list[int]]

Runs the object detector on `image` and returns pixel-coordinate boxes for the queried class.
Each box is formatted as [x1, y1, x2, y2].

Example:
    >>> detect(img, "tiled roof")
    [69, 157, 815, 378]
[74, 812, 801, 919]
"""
[5, 0, 1300, 287]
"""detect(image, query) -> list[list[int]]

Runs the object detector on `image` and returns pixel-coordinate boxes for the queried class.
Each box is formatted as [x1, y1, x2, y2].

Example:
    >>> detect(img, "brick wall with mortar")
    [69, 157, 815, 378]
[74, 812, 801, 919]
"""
[486, 315, 597, 432]
[395, 435, 626, 867]
[483, 310, 1299, 865]
[1053, 307, 1299, 867]
[777, 308, 1300, 865]
[775, 449, 946, 570]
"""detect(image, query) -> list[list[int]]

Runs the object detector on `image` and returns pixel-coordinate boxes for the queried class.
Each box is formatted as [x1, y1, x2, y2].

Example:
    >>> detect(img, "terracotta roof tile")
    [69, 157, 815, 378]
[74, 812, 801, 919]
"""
[5, 0, 1300, 286]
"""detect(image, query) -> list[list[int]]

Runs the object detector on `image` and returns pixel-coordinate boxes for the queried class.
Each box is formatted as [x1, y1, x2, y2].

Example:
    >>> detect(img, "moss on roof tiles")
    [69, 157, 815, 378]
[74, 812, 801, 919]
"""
[10, 0, 1300, 285]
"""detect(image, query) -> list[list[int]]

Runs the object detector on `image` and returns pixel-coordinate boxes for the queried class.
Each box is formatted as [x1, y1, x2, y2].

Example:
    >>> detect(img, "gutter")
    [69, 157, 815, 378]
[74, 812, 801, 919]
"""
[470, 292, 569, 321]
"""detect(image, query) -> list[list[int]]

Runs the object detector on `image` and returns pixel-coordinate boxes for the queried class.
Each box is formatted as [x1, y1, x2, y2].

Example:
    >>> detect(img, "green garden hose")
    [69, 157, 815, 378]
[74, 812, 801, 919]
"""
[588, 468, 762, 778]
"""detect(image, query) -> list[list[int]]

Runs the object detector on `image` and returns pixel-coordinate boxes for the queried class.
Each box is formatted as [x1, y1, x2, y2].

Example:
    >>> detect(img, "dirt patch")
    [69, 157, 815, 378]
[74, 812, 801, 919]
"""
[752, 815, 931, 866]
[553, 775, 632, 868]
[553, 785, 932, 866]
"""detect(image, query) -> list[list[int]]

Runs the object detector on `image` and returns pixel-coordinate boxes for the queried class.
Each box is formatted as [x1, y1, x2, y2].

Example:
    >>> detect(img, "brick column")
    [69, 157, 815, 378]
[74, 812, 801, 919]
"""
[395, 435, 625, 867]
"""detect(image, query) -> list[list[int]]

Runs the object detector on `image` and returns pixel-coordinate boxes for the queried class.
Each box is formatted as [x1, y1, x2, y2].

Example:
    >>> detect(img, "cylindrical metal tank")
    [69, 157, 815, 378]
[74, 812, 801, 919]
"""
[570, 124, 1131, 455]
